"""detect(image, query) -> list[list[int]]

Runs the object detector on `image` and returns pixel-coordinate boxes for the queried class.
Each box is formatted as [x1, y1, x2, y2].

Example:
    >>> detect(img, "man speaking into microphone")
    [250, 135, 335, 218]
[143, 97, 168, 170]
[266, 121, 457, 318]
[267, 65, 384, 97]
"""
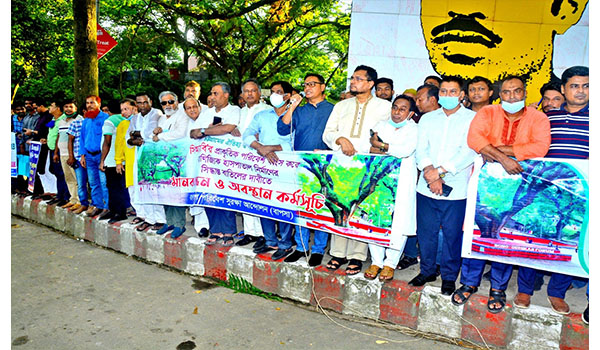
[276, 73, 334, 267]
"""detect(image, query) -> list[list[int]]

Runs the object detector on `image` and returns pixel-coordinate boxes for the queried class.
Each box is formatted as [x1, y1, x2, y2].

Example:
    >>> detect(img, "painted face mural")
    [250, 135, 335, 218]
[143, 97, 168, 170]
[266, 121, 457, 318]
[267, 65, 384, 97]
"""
[420, 0, 587, 103]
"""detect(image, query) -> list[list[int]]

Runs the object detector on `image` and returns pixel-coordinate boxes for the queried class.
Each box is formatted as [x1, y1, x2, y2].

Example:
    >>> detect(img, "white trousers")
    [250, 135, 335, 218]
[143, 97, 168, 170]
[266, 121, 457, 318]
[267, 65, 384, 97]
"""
[243, 214, 263, 237]
[368, 235, 408, 268]
[190, 206, 209, 233]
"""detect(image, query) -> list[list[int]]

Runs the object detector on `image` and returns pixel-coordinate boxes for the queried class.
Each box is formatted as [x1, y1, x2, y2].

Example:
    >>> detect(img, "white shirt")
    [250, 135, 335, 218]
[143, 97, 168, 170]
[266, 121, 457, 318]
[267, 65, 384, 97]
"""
[126, 108, 163, 148]
[156, 108, 189, 142]
[239, 102, 272, 134]
[415, 105, 477, 200]
[360, 119, 418, 158]
[323, 96, 391, 151]
[206, 104, 241, 126]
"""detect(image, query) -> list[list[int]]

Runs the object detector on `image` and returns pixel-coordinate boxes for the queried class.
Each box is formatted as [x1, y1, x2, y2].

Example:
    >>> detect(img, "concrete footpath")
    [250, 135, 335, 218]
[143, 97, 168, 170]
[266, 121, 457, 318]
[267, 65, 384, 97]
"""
[11, 195, 589, 350]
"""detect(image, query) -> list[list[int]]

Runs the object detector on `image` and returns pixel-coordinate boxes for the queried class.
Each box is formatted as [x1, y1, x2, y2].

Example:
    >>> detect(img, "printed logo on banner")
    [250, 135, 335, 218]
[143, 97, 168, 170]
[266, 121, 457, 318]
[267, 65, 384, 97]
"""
[27, 141, 42, 192]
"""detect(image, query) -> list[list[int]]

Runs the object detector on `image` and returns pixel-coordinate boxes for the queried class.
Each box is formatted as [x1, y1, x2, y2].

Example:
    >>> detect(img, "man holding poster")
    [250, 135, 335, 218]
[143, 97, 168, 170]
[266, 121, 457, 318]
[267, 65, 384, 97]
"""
[514, 66, 589, 315]
[454, 75, 550, 313]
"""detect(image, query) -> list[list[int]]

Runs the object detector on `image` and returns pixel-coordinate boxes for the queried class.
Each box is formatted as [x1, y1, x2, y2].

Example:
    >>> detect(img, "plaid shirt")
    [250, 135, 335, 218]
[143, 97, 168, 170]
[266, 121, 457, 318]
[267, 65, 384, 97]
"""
[66, 119, 83, 160]
[12, 115, 23, 148]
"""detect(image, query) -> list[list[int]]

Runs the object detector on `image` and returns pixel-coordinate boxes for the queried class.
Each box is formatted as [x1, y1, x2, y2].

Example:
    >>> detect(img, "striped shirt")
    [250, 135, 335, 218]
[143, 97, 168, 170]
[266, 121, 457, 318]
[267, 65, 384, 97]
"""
[545, 104, 589, 159]
[66, 119, 83, 160]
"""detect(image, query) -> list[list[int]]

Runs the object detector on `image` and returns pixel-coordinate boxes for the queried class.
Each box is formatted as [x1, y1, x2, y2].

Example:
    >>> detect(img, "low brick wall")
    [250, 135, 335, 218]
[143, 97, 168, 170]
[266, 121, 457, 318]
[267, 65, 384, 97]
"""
[11, 195, 589, 350]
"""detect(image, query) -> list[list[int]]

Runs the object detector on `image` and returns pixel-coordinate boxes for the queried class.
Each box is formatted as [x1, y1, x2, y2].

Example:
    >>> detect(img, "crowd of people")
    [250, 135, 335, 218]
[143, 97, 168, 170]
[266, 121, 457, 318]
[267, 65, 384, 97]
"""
[11, 64, 589, 323]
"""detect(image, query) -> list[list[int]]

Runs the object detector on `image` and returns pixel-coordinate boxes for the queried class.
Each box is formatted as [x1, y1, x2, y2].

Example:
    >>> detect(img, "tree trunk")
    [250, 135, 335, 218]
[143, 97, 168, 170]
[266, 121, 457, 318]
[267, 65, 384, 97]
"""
[73, 0, 98, 110]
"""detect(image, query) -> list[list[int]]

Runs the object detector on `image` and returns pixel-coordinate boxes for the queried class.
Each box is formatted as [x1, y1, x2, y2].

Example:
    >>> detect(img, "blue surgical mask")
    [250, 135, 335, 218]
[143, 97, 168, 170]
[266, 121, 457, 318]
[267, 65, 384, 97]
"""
[501, 100, 525, 114]
[269, 93, 285, 108]
[388, 119, 407, 128]
[438, 96, 460, 110]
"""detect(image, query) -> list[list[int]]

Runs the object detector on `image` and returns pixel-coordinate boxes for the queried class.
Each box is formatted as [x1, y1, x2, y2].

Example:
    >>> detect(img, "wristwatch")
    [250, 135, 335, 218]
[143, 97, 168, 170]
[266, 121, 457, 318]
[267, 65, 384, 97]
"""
[437, 167, 446, 178]
[379, 143, 386, 152]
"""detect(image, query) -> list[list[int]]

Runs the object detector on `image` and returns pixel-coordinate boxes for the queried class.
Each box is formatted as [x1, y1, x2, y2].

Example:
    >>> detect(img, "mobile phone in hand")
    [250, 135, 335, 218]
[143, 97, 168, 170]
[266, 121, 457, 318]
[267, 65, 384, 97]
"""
[441, 183, 453, 197]
[213, 116, 222, 125]
[369, 129, 383, 142]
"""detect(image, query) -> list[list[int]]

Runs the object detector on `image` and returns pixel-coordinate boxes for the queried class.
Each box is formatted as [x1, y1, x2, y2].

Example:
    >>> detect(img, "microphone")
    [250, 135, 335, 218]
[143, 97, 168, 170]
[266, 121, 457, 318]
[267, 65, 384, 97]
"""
[290, 91, 305, 105]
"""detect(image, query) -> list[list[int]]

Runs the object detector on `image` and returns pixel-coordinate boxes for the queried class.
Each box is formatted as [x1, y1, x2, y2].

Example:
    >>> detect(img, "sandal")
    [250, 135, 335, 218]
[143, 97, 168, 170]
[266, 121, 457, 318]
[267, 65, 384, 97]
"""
[345, 259, 363, 276]
[451, 284, 478, 306]
[135, 221, 151, 232]
[487, 289, 507, 314]
[326, 257, 348, 271]
[364, 265, 381, 280]
[205, 234, 223, 246]
[131, 217, 144, 225]
[379, 266, 395, 281]
[222, 235, 234, 247]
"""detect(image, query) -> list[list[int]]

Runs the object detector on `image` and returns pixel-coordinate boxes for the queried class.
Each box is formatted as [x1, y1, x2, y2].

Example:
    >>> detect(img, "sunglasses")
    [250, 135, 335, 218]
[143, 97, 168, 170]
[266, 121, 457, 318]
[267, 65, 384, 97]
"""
[160, 100, 176, 106]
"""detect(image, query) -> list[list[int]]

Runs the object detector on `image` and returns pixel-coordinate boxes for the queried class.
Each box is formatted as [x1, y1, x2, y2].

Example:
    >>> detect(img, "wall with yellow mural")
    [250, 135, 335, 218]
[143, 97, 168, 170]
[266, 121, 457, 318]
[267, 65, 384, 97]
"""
[348, 0, 589, 104]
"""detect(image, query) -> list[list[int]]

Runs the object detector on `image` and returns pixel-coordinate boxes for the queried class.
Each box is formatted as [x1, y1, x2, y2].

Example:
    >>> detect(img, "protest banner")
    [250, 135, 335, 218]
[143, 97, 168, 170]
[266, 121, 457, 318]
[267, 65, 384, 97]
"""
[133, 135, 416, 249]
[27, 141, 42, 193]
[11, 132, 17, 177]
[463, 157, 589, 278]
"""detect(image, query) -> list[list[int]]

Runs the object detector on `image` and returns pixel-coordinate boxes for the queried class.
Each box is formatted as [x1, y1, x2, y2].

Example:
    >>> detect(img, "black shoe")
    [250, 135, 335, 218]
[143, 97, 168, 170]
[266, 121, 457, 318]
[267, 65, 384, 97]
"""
[235, 235, 258, 246]
[253, 236, 267, 250]
[284, 250, 305, 263]
[41, 194, 54, 201]
[272, 248, 293, 261]
[55, 200, 68, 207]
[98, 211, 114, 221]
[308, 253, 324, 267]
[253, 245, 276, 254]
[441, 280, 455, 296]
[46, 197, 60, 205]
[397, 256, 418, 270]
[108, 215, 127, 224]
[582, 304, 589, 325]
[198, 228, 209, 238]
[408, 273, 437, 287]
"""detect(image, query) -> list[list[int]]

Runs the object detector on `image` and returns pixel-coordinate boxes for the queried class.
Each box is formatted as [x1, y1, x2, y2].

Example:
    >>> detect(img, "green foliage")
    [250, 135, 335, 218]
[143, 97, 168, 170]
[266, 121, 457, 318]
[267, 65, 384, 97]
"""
[218, 274, 282, 302]
[12, 0, 350, 104]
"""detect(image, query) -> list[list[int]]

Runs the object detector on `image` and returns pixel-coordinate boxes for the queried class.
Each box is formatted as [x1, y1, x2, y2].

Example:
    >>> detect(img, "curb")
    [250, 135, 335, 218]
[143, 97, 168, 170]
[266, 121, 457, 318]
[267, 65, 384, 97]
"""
[11, 195, 589, 350]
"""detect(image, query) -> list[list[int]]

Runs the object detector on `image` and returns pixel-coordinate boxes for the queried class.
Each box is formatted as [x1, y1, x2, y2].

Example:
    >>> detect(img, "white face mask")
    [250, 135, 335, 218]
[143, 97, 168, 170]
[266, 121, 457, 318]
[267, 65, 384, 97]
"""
[501, 100, 525, 114]
[269, 93, 285, 108]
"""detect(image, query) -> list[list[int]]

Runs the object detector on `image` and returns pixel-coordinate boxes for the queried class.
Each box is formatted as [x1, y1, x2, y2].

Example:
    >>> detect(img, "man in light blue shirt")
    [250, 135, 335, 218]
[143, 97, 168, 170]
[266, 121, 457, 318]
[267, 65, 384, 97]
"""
[242, 81, 293, 261]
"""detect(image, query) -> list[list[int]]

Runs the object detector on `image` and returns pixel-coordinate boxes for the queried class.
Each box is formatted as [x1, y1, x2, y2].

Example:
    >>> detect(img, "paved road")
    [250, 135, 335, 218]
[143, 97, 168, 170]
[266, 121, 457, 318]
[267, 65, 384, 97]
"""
[11, 217, 466, 350]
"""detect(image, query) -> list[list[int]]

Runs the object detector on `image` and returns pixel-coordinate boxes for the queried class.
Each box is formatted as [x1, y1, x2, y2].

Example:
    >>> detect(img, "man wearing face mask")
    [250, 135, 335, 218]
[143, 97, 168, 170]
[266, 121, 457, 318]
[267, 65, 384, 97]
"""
[453, 75, 550, 314]
[361, 95, 419, 281]
[243, 81, 294, 261]
[412, 76, 477, 298]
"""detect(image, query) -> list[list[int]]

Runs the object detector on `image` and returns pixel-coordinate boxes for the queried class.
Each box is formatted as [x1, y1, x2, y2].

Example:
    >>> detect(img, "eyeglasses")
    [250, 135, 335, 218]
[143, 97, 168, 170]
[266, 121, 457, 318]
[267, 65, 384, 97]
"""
[348, 76, 370, 82]
[302, 82, 323, 88]
[160, 100, 176, 106]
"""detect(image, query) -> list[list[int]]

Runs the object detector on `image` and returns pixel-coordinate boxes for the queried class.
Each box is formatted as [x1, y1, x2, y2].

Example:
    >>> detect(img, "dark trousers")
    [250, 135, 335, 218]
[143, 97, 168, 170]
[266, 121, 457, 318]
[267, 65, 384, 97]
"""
[49, 149, 70, 201]
[403, 235, 419, 258]
[205, 208, 237, 234]
[104, 167, 128, 216]
[460, 258, 513, 290]
[33, 145, 49, 195]
[416, 193, 466, 281]
[260, 218, 293, 250]
[518, 267, 573, 299]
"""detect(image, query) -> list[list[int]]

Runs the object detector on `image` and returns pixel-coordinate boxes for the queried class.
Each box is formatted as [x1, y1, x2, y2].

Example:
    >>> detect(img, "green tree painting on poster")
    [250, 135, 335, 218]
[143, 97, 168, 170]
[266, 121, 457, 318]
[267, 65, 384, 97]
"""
[475, 160, 588, 244]
[298, 153, 402, 229]
[137, 142, 187, 184]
